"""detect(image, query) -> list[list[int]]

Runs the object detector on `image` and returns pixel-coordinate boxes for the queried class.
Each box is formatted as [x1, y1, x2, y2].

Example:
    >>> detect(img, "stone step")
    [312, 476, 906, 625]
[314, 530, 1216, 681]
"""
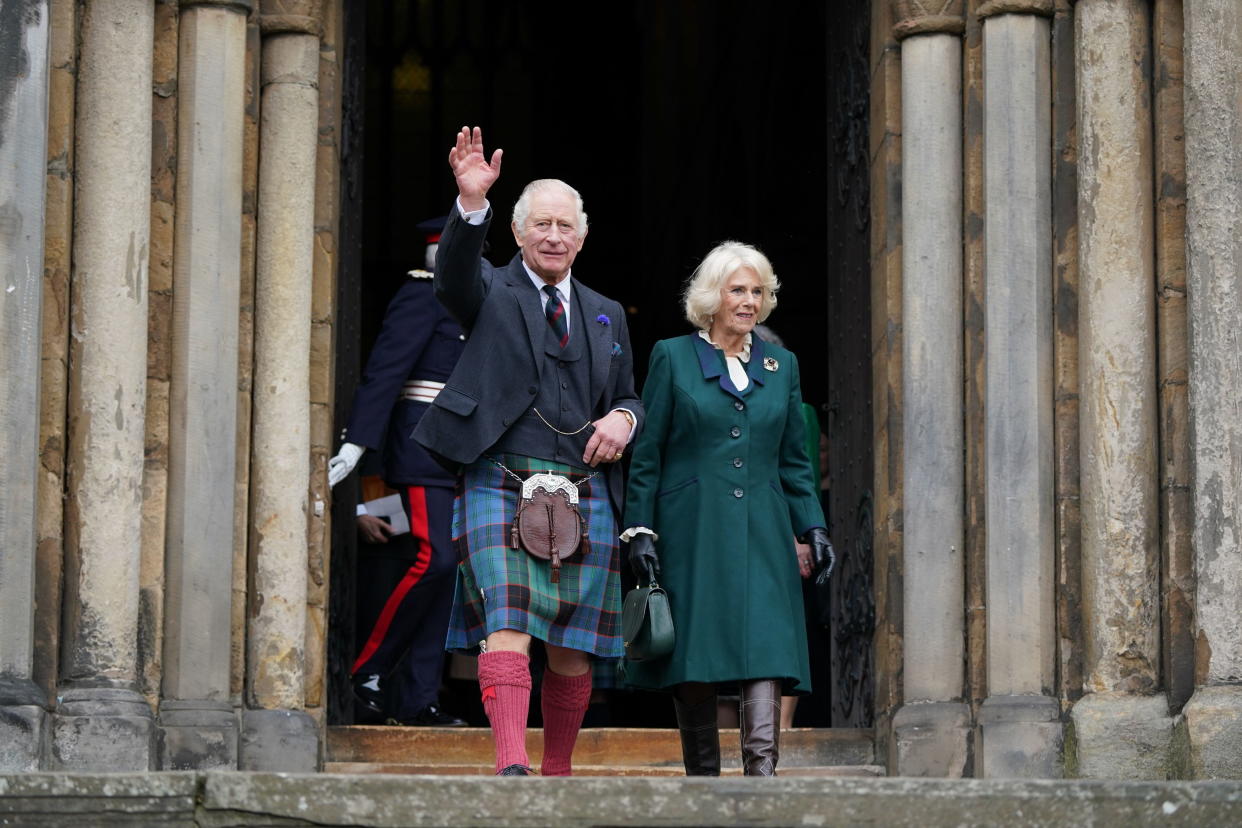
[324, 761, 887, 777]
[327, 726, 875, 769]
[8, 772, 1242, 826]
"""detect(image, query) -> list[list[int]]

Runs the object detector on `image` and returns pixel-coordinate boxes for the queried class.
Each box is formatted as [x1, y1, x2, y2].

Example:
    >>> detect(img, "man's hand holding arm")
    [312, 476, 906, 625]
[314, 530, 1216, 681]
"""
[583, 410, 634, 467]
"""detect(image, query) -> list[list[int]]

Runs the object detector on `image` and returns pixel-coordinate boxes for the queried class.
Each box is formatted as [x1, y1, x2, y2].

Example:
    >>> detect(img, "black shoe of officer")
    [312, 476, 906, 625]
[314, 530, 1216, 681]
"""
[385, 704, 468, 727]
[351, 673, 385, 716]
[497, 764, 533, 776]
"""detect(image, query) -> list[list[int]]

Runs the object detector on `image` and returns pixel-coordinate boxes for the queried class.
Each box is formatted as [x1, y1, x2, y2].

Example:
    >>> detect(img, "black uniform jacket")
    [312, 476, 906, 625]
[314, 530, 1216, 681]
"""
[344, 271, 465, 487]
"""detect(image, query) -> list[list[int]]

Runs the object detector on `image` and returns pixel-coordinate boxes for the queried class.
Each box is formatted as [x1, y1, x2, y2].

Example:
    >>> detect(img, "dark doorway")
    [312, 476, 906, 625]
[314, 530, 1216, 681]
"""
[329, 0, 873, 728]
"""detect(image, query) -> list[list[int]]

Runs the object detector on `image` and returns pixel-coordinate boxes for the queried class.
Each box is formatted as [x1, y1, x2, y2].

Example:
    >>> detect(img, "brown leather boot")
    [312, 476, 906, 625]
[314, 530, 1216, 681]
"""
[739, 679, 781, 776]
[672, 689, 721, 776]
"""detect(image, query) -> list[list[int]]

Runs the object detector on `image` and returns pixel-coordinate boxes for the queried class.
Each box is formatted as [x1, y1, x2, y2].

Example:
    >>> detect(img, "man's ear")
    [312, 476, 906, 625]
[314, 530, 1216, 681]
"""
[511, 221, 523, 248]
[576, 226, 588, 250]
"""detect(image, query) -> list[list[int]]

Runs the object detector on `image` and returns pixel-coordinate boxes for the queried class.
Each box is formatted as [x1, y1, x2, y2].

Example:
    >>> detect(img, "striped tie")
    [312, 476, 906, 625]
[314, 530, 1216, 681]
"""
[543, 284, 569, 348]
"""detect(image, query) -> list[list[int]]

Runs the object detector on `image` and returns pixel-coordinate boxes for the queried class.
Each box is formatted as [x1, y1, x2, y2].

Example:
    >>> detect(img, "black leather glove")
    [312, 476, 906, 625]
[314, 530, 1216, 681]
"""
[628, 532, 660, 584]
[800, 526, 836, 585]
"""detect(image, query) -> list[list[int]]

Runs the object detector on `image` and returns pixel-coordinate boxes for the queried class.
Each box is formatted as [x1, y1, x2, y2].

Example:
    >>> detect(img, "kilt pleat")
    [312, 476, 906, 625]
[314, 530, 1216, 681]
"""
[445, 454, 623, 657]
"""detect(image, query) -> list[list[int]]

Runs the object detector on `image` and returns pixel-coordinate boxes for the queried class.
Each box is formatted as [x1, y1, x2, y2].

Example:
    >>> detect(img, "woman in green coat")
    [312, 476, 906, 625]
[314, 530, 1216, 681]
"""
[622, 241, 835, 776]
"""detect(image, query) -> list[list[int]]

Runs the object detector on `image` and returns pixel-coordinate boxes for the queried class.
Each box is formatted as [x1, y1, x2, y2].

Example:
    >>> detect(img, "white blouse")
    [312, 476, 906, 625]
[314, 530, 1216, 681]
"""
[697, 330, 752, 391]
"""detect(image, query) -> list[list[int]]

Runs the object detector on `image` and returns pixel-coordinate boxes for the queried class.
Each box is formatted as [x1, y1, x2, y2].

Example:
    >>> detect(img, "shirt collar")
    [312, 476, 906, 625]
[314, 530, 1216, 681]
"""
[523, 261, 573, 303]
[697, 329, 751, 362]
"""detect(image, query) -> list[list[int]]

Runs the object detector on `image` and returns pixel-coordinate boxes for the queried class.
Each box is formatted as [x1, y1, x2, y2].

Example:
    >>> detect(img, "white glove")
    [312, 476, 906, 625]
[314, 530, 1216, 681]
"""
[327, 442, 365, 489]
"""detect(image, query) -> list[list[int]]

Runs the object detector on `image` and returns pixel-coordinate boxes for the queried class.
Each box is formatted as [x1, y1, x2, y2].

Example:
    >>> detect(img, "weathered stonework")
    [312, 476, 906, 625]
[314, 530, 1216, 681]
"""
[1074, 0, 1159, 695]
[962, 0, 987, 715]
[1183, 0, 1242, 777]
[1, 2, 52, 774]
[34, 0, 77, 703]
[233, 16, 262, 707]
[1049, 0, 1082, 714]
[891, 702, 972, 778]
[891, 0, 966, 39]
[869, 0, 905, 772]
[58, 0, 158, 771]
[1068, 693, 1174, 780]
[1152, 0, 1194, 716]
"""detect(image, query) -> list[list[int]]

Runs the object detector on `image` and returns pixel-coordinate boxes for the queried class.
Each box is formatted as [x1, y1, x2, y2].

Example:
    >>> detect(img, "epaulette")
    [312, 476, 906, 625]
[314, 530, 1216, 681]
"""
[407, 269, 434, 280]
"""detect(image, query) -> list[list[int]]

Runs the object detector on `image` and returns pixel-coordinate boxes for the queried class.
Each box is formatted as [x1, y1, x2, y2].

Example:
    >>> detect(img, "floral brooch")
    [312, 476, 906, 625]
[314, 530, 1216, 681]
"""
[763, 357, 779, 372]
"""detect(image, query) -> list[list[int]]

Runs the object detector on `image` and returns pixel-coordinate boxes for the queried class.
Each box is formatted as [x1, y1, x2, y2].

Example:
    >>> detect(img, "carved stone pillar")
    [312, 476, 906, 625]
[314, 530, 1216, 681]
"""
[53, 0, 156, 771]
[240, 0, 321, 772]
[157, 0, 252, 771]
[0, 0, 52, 773]
[1069, 0, 1172, 779]
[889, 0, 971, 778]
[1182, 0, 1242, 780]
[975, 1, 1061, 778]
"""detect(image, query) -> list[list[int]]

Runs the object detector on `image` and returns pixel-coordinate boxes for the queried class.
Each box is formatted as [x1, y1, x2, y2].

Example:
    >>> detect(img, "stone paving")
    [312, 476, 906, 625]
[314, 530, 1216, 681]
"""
[3, 772, 1242, 827]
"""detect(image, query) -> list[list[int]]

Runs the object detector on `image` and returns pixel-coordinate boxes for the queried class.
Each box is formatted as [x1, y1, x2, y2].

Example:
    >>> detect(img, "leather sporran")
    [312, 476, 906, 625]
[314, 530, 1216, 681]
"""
[509, 473, 589, 583]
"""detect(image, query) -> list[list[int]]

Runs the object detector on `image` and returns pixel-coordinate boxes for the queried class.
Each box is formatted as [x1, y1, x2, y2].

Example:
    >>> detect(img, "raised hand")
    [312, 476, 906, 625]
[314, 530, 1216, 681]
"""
[448, 125, 502, 211]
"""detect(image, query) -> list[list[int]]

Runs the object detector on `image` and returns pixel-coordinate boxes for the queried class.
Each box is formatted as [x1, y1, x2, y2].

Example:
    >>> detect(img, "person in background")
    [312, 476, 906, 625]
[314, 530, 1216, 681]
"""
[622, 242, 835, 776]
[327, 217, 467, 727]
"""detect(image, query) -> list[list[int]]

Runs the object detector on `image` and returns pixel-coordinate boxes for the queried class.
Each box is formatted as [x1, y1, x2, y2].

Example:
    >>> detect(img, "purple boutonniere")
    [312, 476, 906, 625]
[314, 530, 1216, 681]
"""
[596, 314, 610, 326]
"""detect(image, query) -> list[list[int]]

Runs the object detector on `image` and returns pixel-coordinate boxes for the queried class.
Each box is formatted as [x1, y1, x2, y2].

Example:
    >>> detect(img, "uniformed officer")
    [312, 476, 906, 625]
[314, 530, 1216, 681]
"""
[328, 218, 468, 726]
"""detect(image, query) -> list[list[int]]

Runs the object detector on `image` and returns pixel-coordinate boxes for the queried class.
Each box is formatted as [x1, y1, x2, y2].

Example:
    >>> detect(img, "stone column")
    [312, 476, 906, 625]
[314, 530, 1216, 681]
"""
[975, 1, 1061, 778]
[157, 0, 250, 771]
[0, 0, 52, 772]
[1182, 0, 1242, 780]
[1069, 0, 1171, 780]
[890, 0, 971, 778]
[240, 2, 321, 772]
[53, 0, 155, 771]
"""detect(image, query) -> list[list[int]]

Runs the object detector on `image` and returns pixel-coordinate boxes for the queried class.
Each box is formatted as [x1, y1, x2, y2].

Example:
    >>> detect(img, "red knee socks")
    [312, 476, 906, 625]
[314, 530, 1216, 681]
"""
[477, 650, 532, 774]
[539, 667, 593, 776]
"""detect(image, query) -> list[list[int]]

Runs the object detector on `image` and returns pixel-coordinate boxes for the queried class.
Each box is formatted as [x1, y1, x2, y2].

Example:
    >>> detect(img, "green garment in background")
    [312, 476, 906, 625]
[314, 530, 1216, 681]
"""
[622, 334, 826, 693]
[803, 402, 821, 495]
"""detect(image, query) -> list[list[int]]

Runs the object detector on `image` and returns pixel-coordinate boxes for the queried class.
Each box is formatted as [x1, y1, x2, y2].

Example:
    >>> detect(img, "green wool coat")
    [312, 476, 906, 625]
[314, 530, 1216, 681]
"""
[622, 333, 825, 693]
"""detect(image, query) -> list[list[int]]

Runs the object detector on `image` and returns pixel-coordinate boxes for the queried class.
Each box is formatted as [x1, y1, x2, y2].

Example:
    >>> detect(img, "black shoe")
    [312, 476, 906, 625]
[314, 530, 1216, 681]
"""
[352, 674, 385, 715]
[386, 704, 467, 727]
[497, 764, 533, 776]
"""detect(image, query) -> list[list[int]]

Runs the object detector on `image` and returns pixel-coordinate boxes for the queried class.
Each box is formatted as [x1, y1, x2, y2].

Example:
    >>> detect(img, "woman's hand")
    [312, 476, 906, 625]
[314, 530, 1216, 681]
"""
[794, 538, 813, 579]
[799, 527, 836, 584]
[628, 532, 660, 584]
[448, 125, 502, 212]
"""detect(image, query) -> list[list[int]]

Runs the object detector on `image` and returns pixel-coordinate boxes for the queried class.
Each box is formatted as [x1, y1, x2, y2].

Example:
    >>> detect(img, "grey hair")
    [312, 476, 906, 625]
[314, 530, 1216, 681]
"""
[511, 179, 589, 236]
[683, 241, 780, 331]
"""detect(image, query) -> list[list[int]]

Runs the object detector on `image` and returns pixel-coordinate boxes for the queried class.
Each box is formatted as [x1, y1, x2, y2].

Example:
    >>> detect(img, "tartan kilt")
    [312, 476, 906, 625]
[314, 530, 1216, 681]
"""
[445, 454, 623, 657]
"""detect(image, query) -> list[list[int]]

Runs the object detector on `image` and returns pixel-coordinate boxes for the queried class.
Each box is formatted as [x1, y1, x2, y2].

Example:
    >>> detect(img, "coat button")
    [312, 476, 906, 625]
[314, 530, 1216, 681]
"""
[730, 426, 741, 438]
[734, 401, 745, 411]
[528, 386, 537, 395]
[733, 488, 744, 498]
[733, 457, 743, 468]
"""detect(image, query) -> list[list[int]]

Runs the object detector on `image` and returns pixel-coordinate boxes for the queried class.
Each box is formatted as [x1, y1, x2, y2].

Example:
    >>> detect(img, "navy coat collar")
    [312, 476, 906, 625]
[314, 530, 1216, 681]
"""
[692, 332, 768, 401]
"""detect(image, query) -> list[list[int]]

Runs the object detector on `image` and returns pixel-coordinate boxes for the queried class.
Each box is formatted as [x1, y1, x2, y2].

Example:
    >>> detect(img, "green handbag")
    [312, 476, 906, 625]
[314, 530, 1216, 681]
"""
[621, 581, 675, 662]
